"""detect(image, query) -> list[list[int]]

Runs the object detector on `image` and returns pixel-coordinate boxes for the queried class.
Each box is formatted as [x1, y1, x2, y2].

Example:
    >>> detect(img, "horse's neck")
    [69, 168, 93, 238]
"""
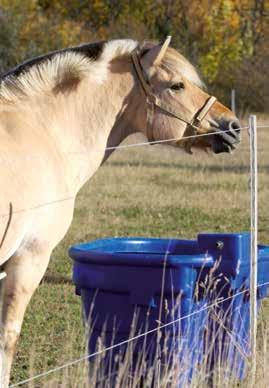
[42, 58, 145, 193]
[101, 98, 142, 164]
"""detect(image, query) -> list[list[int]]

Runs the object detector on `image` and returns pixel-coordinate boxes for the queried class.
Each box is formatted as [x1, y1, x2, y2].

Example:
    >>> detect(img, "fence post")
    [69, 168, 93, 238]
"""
[249, 114, 258, 385]
[231, 89, 236, 114]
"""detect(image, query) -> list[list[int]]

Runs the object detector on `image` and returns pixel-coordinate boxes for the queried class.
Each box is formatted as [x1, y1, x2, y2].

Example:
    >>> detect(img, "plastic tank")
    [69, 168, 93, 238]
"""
[69, 233, 269, 384]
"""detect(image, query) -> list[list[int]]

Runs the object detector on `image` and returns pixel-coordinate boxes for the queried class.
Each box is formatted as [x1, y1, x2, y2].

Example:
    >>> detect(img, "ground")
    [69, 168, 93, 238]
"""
[11, 116, 269, 386]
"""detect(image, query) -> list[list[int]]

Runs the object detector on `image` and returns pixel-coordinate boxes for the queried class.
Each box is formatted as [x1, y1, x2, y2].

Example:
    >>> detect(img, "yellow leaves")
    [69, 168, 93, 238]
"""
[195, 0, 245, 83]
[0, 0, 264, 97]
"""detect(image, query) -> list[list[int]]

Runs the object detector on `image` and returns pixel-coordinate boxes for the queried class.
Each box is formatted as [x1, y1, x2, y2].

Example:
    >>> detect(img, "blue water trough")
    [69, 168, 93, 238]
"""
[69, 233, 269, 384]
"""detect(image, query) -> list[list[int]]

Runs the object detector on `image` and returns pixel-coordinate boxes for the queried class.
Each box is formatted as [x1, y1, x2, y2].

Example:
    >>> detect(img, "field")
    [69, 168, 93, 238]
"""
[11, 117, 269, 386]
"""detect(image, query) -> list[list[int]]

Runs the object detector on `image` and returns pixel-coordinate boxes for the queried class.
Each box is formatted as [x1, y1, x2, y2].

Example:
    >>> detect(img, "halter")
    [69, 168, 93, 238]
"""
[131, 49, 217, 147]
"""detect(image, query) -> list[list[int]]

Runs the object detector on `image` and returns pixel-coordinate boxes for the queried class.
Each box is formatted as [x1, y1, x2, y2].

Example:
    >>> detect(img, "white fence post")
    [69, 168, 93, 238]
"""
[249, 114, 258, 385]
[231, 89, 236, 114]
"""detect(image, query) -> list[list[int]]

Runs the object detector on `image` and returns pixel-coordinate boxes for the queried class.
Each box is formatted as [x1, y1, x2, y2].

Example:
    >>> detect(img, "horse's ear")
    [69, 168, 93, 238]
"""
[153, 36, 172, 65]
[141, 36, 171, 71]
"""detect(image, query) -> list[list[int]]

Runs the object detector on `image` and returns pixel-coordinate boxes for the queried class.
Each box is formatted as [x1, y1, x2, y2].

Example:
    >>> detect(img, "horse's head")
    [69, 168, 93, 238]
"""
[132, 37, 240, 154]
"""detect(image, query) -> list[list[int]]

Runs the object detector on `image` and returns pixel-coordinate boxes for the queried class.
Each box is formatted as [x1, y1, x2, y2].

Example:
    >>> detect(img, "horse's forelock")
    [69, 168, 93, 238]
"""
[138, 43, 204, 89]
[161, 47, 204, 88]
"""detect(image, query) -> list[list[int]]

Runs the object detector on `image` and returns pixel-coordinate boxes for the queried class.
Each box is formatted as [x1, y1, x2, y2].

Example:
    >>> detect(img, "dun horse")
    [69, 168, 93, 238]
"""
[0, 37, 240, 385]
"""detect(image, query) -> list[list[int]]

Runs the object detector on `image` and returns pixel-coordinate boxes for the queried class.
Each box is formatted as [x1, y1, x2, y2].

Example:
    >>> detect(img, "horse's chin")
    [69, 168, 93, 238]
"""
[179, 138, 236, 155]
[208, 124, 241, 154]
[209, 134, 238, 154]
[212, 140, 235, 154]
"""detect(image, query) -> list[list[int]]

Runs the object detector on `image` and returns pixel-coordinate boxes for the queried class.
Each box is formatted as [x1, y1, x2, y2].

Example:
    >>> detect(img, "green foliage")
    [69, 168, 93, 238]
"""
[0, 0, 267, 110]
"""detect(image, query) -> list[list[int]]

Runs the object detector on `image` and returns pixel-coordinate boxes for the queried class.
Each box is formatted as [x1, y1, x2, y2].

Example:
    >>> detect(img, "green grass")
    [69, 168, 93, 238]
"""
[11, 119, 269, 386]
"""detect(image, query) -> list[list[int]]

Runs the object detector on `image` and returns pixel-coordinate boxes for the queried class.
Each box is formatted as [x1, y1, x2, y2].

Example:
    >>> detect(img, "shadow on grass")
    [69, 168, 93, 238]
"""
[107, 161, 269, 174]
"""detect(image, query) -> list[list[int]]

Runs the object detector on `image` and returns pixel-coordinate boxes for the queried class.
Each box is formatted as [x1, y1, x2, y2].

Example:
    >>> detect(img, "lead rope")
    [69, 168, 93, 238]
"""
[0, 203, 12, 282]
[0, 203, 13, 250]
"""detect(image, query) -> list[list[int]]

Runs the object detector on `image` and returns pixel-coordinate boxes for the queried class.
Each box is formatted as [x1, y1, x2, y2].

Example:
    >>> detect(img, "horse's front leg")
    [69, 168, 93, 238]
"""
[0, 245, 51, 387]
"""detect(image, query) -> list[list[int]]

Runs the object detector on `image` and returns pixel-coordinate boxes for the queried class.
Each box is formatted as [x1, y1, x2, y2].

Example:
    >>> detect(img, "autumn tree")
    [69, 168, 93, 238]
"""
[0, 0, 267, 110]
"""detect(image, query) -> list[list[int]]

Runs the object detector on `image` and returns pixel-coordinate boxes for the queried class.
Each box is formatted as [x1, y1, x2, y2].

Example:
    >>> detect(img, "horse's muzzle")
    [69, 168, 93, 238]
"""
[211, 119, 241, 154]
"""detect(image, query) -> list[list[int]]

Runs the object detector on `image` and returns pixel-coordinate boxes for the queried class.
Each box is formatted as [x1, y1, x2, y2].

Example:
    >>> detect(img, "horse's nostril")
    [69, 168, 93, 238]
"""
[228, 120, 241, 142]
[229, 120, 241, 132]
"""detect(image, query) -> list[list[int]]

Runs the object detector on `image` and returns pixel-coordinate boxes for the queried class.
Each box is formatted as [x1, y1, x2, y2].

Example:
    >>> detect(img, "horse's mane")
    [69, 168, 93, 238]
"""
[0, 39, 138, 102]
[0, 42, 106, 80]
[0, 39, 203, 103]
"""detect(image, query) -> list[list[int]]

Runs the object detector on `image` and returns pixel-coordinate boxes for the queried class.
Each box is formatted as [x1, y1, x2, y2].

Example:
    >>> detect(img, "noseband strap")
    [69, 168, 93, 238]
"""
[131, 49, 216, 143]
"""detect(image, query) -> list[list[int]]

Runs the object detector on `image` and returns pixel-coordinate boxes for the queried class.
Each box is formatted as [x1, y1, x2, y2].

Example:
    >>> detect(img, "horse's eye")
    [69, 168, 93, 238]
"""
[170, 82, 185, 91]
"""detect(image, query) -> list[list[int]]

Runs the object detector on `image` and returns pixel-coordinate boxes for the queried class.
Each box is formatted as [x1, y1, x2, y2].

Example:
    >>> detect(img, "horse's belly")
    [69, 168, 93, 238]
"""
[0, 153, 68, 266]
[0, 212, 30, 266]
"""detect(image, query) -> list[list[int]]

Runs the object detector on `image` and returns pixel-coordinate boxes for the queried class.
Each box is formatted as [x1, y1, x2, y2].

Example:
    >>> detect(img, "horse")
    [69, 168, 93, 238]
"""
[0, 37, 240, 386]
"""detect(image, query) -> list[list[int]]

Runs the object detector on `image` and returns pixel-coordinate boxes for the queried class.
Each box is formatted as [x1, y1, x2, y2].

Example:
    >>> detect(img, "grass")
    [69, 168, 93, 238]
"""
[10, 116, 269, 386]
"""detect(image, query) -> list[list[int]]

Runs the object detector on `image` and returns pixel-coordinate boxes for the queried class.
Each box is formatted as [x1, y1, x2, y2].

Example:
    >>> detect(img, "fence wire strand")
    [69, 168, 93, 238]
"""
[2, 122, 268, 220]
[0, 123, 265, 220]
